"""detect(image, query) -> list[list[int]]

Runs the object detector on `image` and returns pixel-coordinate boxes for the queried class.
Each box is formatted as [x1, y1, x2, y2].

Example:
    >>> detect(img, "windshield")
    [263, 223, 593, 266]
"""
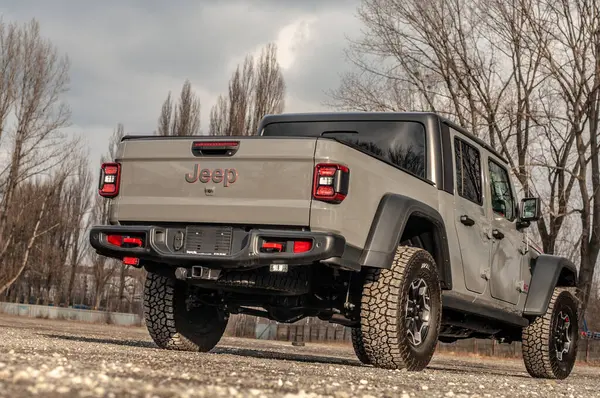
[261, 120, 427, 178]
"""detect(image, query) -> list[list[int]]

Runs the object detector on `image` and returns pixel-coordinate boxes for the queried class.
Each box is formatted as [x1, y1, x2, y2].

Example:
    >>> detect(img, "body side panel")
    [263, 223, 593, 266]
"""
[309, 138, 439, 250]
[437, 191, 469, 295]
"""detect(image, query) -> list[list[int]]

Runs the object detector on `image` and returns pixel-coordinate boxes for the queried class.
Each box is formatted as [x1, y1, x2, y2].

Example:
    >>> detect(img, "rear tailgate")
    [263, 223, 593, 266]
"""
[111, 137, 317, 226]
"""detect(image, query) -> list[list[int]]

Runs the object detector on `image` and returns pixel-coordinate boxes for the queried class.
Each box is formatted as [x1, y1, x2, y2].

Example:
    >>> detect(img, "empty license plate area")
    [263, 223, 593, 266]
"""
[184, 226, 233, 256]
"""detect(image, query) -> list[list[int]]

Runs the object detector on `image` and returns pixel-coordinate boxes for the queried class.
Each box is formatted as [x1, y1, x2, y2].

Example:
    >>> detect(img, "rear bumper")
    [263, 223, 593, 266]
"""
[89, 225, 347, 268]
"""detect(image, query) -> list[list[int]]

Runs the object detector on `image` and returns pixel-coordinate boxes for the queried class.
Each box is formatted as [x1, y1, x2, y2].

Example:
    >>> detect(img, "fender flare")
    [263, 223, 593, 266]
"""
[523, 254, 578, 317]
[358, 193, 452, 289]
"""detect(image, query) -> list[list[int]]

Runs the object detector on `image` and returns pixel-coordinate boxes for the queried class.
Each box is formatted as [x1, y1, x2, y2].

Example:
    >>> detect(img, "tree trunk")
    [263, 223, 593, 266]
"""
[93, 286, 102, 310]
[66, 234, 80, 307]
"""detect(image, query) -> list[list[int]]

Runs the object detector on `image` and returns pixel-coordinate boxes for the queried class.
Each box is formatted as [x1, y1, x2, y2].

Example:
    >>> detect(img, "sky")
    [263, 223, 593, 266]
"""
[0, 0, 362, 170]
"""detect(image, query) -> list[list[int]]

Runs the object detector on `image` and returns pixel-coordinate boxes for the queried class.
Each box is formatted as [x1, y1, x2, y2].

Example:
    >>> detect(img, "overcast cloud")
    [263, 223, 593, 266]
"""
[0, 0, 362, 169]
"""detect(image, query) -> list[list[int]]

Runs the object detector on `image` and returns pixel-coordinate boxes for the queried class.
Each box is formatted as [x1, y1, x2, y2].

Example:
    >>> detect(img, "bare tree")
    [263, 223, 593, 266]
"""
[209, 95, 229, 136]
[329, 0, 600, 313]
[249, 43, 286, 134]
[63, 154, 93, 306]
[156, 80, 201, 136]
[0, 168, 71, 295]
[522, 0, 600, 312]
[228, 56, 255, 136]
[209, 42, 286, 136]
[0, 18, 74, 295]
[157, 92, 173, 137]
[88, 124, 124, 309]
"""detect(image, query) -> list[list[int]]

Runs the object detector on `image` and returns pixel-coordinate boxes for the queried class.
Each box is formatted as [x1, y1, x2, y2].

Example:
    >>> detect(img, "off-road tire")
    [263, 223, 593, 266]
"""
[144, 272, 228, 352]
[360, 246, 442, 371]
[351, 327, 371, 365]
[522, 288, 579, 379]
[217, 266, 310, 295]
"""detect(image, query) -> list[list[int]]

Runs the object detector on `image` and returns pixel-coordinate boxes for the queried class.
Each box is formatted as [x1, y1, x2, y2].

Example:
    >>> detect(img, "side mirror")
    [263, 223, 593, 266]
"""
[520, 197, 541, 222]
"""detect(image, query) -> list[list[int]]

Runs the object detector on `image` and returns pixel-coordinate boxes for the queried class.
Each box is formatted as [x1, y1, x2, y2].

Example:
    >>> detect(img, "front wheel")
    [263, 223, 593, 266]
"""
[143, 272, 229, 352]
[360, 246, 442, 371]
[522, 288, 579, 379]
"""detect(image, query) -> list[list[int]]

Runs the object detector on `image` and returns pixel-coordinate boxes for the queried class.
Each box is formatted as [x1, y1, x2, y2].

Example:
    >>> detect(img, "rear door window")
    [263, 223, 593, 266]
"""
[454, 137, 483, 205]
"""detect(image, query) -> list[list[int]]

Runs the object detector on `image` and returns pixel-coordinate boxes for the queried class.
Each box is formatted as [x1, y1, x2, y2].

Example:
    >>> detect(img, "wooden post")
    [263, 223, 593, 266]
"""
[586, 339, 590, 363]
[292, 323, 305, 346]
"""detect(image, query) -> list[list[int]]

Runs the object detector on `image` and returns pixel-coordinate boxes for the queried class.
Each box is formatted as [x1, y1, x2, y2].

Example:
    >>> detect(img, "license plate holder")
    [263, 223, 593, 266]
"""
[184, 226, 233, 256]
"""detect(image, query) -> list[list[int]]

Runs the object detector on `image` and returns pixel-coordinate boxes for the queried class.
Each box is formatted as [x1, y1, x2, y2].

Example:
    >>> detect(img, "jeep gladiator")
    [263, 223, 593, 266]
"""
[90, 112, 579, 379]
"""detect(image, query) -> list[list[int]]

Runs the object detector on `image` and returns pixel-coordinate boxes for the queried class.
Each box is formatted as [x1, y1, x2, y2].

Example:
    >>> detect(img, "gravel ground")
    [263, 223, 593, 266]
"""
[0, 314, 599, 398]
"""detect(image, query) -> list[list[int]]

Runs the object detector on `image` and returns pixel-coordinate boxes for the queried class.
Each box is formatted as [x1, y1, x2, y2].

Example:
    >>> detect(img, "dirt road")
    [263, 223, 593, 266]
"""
[0, 314, 598, 397]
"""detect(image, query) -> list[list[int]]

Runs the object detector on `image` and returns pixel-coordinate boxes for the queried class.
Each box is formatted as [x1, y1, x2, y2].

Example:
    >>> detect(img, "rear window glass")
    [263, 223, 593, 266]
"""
[261, 121, 427, 178]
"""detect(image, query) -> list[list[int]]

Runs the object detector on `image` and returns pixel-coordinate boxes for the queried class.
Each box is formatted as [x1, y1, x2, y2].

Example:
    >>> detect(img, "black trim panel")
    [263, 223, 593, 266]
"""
[321, 244, 363, 271]
[442, 292, 529, 327]
[439, 121, 454, 195]
[523, 254, 578, 316]
[89, 225, 346, 269]
[358, 193, 452, 289]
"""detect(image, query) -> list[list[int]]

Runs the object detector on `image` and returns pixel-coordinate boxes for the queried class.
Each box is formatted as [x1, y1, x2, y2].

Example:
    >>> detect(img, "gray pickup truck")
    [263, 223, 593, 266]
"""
[90, 112, 579, 379]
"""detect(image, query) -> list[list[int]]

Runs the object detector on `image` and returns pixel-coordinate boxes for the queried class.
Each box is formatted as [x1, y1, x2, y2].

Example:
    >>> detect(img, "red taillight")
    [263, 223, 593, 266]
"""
[293, 240, 312, 253]
[123, 257, 140, 266]
[193, 141, 239, 148]
[261, 242, 284, 252]
[316, 186, 335, 196]
[318, 166, 337, 177]
[99, 162, 121, 198]
[106, 234, 144, 248]
[312, 163, 350, 204]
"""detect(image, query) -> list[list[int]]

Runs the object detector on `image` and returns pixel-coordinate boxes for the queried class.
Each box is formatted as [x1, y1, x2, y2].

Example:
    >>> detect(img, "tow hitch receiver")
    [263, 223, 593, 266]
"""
[175, 266, 221, 281]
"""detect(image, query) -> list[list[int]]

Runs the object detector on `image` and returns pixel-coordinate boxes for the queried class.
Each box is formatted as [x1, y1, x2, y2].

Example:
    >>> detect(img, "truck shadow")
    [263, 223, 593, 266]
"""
[39, 333, 531, 377]
[427, 362, 531, 379]
[39, 333, 362, 367]
[40, 333, 157, 349]
[212, 346, 361, 367]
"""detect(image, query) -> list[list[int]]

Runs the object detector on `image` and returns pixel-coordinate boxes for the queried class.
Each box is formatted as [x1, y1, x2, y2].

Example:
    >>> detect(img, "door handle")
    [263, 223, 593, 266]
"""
[460, 215, 475, 226]
[492, 229, 504, 240]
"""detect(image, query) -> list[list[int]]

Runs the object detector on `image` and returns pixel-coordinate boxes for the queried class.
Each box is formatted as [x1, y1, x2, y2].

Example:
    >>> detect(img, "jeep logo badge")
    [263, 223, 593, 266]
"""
[185, 164, 238, 187]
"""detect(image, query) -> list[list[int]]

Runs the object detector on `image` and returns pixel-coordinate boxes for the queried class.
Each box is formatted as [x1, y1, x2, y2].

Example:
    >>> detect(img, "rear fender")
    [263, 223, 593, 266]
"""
[358, 193, 452, 290]
[523, 254, 578, 317]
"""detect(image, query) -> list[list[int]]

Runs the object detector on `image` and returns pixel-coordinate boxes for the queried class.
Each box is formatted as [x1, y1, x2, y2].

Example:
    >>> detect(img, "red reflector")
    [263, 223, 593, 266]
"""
[123, 237, 143, 247]
[316, 186, 335, 196]
[107, 235, 122, 246]
[262, 242, 284, 252]
[293, 240, 312, 253]
[103, 165, 119, 175]
[123, 257, 139, 266]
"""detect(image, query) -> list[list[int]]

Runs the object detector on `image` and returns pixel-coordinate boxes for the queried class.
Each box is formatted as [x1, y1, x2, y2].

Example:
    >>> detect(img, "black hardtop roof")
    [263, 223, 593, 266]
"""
[258, 111, 507, 164]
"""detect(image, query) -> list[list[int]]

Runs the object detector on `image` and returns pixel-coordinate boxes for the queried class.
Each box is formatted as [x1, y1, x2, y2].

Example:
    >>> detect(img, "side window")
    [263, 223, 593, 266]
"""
[488, 160, 516, 221]
[454, 137, 483, 205]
